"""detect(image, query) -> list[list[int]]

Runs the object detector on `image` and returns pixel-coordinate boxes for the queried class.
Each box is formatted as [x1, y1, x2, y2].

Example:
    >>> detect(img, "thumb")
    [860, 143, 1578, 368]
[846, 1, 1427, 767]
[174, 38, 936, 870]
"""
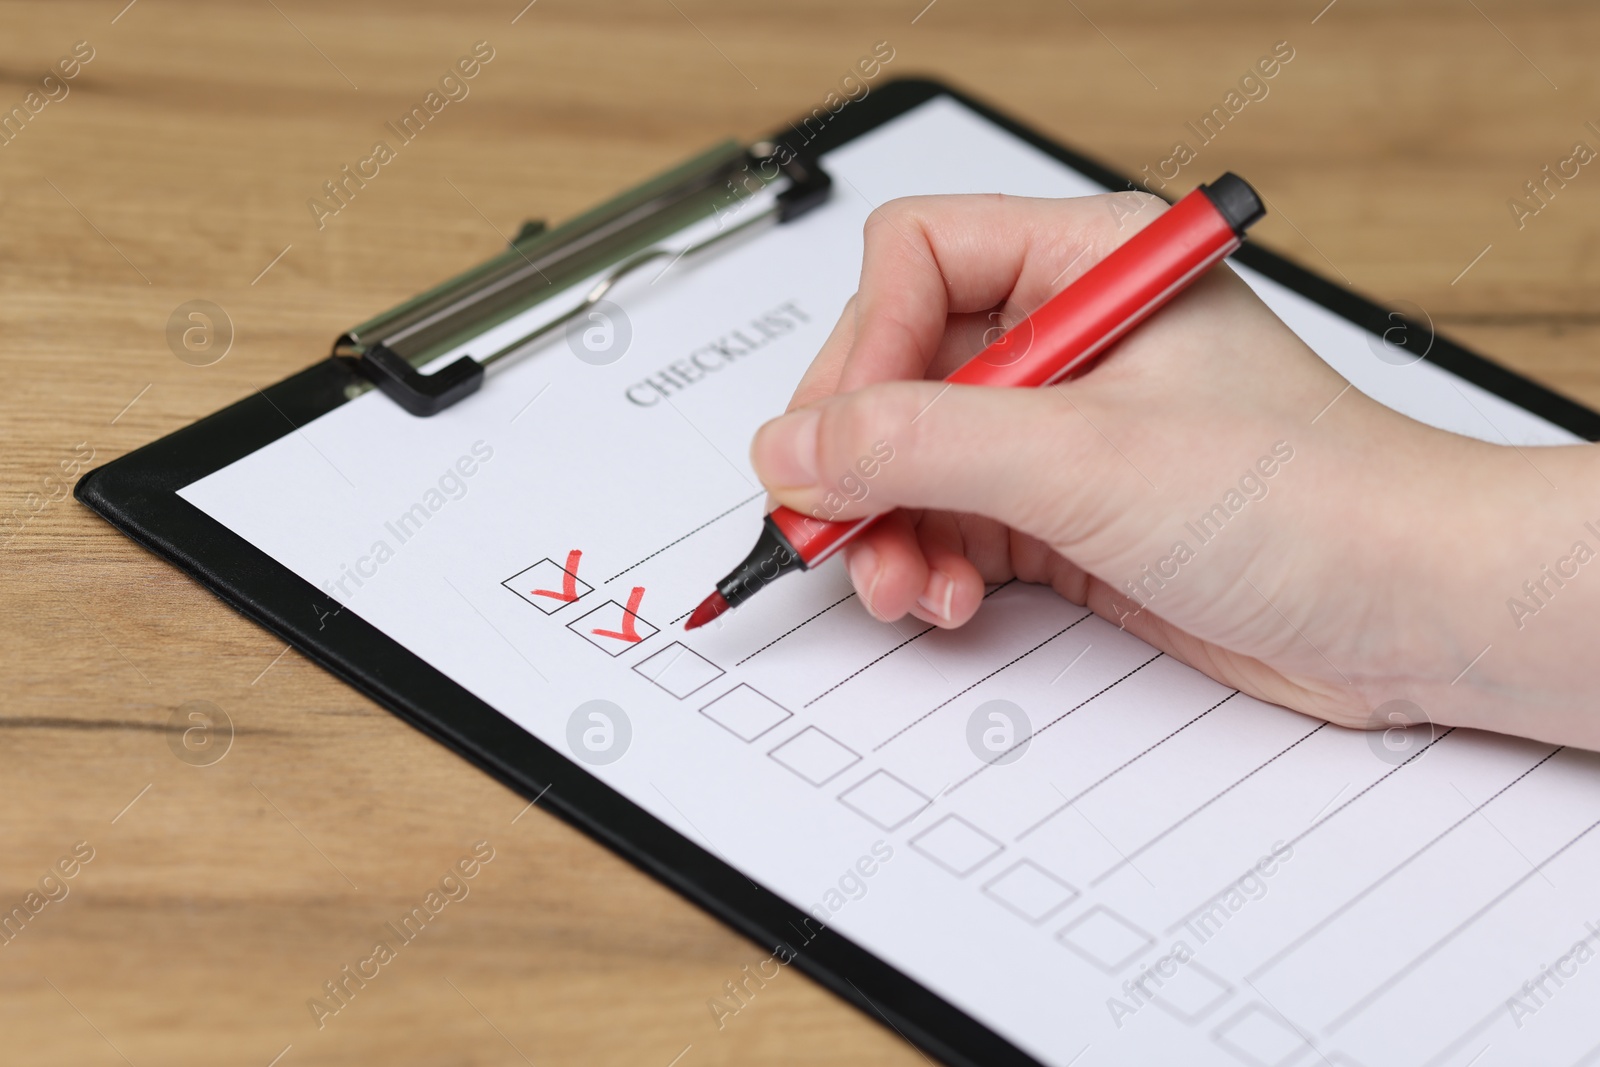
[749, 380, 1140, 543]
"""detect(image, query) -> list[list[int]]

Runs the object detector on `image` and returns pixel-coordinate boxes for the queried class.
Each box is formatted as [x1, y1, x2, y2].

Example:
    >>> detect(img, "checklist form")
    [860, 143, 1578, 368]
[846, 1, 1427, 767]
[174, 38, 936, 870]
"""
[180, 97, 1600, 1066]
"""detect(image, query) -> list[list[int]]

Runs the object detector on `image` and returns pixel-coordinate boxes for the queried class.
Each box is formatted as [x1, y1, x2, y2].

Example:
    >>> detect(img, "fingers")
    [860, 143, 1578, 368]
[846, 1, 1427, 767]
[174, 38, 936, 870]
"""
[840, 511, 987, 628]
[907, 512, 986, 627]
[836, 192, 1169, 395]
[750, 378, 1135, 548]
[842, 510, 925, 622]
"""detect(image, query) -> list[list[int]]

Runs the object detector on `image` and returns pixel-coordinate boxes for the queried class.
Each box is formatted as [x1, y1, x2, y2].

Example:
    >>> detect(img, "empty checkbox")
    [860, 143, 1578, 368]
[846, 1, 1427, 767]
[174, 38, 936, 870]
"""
[768, 727, 861, 786]
[1211, 1004, 1311, 1067]
[1055, 905, 1154, 973]
[567, 593, 657, 656]
[1152, 959, 1233, 1025]
[502, 555, 592, 614]
[908, 814, 1004, 877]
[699, 684, 790, 740]
[981, 859, 1079, 924]
[633, 642, 724, 698]
[838, 771, 932, 831]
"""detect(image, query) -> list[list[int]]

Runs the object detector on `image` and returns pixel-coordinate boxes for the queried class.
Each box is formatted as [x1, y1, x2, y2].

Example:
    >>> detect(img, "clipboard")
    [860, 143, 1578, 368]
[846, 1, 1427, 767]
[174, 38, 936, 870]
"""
[75, 78, 1600, 1067]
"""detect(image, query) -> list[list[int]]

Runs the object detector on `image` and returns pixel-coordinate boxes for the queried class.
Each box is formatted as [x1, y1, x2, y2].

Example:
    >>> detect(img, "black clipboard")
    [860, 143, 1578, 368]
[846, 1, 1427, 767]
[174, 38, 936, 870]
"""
[74, 78, 1600, 1067]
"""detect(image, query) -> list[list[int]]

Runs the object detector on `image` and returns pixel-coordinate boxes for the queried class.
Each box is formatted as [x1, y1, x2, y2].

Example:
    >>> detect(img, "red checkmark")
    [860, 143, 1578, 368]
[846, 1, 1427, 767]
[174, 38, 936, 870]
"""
[592, 586, 646, 643]
[530, 549, 583, 602]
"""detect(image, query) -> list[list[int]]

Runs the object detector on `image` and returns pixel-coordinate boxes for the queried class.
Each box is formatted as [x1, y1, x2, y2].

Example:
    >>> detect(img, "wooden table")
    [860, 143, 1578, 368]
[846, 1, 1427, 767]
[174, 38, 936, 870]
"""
[3, 1, 1596, 1063]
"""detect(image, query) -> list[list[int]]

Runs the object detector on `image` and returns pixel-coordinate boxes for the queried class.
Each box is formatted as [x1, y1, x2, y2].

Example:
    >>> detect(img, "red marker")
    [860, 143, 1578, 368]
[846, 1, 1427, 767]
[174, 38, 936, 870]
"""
[685, 174, 1265, 631]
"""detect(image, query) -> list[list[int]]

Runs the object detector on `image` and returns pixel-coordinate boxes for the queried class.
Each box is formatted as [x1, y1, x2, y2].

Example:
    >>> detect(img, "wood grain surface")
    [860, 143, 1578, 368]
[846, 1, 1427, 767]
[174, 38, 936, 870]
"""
[2, 1, 1597, 1063]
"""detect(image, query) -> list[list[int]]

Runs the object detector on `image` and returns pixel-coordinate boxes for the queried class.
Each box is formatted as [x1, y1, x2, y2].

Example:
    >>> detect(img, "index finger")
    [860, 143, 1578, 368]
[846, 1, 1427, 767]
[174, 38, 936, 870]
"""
[834, 191, 1168, 395]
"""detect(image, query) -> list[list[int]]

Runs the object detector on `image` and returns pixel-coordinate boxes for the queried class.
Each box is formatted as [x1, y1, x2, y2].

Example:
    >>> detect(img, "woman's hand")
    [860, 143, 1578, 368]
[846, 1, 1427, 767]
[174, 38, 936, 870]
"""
[749, 192, 1600, 749]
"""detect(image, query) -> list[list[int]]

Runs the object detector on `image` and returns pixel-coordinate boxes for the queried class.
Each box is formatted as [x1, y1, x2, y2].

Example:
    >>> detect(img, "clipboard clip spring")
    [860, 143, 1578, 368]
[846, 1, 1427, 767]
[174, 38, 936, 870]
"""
[344, 142, 832, 416]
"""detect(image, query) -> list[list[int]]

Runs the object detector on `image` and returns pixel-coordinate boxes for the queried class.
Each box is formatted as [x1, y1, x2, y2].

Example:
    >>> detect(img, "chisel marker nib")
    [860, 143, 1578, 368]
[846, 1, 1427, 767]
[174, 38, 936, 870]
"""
[684, 591, 730, 631]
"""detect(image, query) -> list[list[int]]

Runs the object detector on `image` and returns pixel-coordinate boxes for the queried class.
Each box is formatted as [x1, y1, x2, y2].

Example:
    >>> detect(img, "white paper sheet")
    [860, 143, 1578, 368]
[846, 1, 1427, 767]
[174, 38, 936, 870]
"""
[180, 97, 1600, 1067]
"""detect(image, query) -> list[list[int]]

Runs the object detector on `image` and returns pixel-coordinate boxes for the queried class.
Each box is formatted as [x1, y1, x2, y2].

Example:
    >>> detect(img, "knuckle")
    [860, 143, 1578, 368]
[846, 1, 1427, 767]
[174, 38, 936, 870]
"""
[820, 388, 894, 466]
[863, 196, 917, 237]
[1005, 392, 1093, 534]
[863, 194, 960, 244]
[1073, 191, 1169, 252]
[814, 385, 924, 495]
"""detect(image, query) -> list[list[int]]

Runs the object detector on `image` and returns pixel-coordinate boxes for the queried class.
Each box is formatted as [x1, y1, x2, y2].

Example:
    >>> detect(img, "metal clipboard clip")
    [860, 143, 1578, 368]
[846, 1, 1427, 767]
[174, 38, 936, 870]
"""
[335, 141, 833, 416]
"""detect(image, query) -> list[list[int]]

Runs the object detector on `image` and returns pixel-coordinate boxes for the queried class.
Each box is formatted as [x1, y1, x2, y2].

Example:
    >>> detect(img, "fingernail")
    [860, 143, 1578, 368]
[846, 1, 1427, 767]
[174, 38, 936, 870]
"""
[752, 408, 820, 489]
[849, 545, 881, 619]
[918, 571, 954, 622]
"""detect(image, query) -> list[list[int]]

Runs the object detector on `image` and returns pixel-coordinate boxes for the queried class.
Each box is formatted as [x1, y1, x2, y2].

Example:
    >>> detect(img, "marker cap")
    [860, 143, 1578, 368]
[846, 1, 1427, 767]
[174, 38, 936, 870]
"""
[1199, 173, 1265, 235]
